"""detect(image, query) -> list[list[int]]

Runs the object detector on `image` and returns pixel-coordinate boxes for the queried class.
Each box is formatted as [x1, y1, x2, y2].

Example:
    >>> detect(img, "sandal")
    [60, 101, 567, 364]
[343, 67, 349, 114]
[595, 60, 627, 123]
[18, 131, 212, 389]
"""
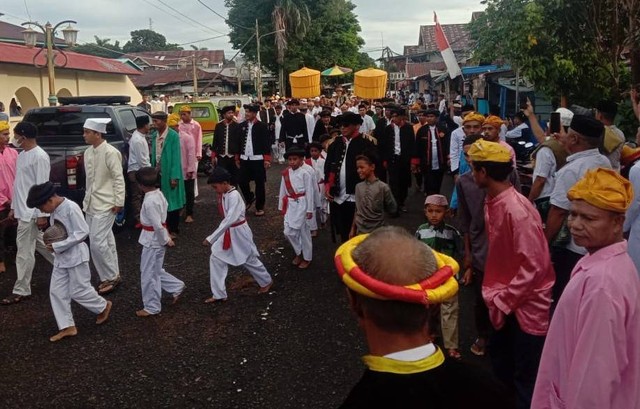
[0, 294, 31, 306]
[98, 276, 122, 295]
[447, 348, 462, 360]
[470, 338, 486, 356]
[255, 210, 265, 216]
[204, 297, 227, 304]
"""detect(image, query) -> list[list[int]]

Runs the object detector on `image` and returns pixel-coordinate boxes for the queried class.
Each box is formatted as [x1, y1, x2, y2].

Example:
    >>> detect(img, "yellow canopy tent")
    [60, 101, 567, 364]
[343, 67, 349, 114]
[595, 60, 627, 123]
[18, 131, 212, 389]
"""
[354, 68, 388, 99]
[289, 67, 321, 98]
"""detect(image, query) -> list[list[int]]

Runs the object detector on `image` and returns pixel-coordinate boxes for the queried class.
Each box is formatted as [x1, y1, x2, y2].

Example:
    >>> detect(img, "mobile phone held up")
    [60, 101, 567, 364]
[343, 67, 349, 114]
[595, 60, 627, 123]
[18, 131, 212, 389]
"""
[550, 112, 561, 134]
[519, 95, 528, 110]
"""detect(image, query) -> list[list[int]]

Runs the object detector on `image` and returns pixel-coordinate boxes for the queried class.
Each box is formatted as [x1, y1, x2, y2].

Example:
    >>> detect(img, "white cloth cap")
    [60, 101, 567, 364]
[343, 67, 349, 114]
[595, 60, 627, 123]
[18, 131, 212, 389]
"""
[83, 118, 111, 134]
[555, 107, 574, 127]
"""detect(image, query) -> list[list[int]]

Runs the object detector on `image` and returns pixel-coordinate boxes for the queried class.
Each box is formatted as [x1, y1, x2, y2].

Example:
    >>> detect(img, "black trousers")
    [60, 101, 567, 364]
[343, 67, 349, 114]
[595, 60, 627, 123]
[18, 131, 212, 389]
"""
[473, 269, 492, 341]
[239, 159, 266, 211]
[330, 201, 356, 243]
[489, 315, 545, 409]
[217, 156, 238, 186]
[388, 157, 411, 207]
[184, 179, 195, 217]
[0, 208, 9, 262]
[550, 247, 583, 310]
[423, 168, 445, 196]
[166, 209, 181, 234]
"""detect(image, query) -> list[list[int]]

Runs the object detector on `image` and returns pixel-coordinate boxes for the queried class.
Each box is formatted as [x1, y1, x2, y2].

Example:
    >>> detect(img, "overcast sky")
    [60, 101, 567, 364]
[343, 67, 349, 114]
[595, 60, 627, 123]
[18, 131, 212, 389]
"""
[1, 0, 483, 60]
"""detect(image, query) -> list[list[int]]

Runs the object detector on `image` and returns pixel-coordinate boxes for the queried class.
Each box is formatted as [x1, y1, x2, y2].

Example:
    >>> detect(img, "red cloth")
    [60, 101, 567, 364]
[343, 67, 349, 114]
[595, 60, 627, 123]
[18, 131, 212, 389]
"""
[140, 223, 167, 231]
[217, 193, 246, 250]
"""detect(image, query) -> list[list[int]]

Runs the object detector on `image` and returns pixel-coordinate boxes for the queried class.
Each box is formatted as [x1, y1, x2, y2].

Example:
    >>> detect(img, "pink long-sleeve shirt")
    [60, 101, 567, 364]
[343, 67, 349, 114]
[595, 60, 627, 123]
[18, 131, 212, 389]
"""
[179, 130, 197, 180]
[483, 186, 555, 336]
[0, 146, 18, 210]
[532, 241, 640, 409]
[180, 119, 202, 159]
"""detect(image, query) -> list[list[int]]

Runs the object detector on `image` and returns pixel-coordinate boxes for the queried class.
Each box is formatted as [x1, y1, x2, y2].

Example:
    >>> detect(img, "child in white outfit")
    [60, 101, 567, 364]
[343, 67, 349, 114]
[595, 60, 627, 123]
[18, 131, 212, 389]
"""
[26, 182, 112, 342]
[136, 167, 185, 317]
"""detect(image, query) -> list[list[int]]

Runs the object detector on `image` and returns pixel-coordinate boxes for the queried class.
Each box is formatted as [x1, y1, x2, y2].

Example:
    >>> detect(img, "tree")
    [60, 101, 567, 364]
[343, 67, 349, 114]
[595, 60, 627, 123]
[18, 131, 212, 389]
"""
[122, 29, 182, 53]
[72, 36, 122, 58]
[225, 0, 371, 93]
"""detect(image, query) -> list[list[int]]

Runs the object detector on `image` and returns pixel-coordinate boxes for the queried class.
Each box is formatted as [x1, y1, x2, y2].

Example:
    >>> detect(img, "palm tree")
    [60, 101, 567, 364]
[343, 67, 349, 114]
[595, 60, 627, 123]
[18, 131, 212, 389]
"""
[271, 0, 311, 93]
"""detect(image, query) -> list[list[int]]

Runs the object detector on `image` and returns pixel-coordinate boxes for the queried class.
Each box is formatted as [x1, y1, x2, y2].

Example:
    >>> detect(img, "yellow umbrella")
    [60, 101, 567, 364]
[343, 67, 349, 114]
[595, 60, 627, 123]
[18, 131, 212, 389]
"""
[289, 67, 321, 98]
[354, 68, 388, 99]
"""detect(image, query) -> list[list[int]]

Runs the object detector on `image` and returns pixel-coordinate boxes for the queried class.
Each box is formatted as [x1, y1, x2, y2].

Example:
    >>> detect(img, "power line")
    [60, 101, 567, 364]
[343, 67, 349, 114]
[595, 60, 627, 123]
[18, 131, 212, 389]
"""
[197, 0, 253, 30]
[156, 0, 227, 36]
[22, 0, 32, 21]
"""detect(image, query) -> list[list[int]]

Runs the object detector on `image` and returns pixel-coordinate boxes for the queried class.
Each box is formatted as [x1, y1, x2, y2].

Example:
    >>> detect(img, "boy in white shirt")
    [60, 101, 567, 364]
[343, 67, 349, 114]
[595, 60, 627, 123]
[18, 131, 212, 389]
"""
[26, 182, 112, 342]
[203, 167, 273, 303]
[135, 167, 185, 317]
[279, 147, 315, 269]
[307, 142, 327, 228]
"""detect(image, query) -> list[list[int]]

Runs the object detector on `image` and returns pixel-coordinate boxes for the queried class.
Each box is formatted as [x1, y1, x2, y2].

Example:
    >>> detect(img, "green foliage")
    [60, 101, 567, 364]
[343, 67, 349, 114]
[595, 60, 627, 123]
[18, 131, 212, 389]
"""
[225, 0, 371, 74]
[122, 29, 182, 53]
[72, 36, 122, 58]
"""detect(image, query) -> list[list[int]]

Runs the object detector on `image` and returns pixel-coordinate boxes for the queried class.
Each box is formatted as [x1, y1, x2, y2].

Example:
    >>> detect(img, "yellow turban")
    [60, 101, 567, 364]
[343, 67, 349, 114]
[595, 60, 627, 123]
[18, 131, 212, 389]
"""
[467, 139, 511, 163]
[179, 105, 191, 113]
[621, 145, 640, 167]
[0, 121, 9, 133]
[483, 115, 504, 129]
[167, 114, 180, 127]
[567, 168, 633, 213]
[463, 112, 485, 124]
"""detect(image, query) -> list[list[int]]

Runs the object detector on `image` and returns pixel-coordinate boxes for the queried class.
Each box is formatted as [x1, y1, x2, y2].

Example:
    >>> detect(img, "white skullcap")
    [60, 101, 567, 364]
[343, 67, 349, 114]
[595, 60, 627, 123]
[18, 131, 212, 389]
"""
[83, 118, 111, 134]
[555, 108, 574, 127]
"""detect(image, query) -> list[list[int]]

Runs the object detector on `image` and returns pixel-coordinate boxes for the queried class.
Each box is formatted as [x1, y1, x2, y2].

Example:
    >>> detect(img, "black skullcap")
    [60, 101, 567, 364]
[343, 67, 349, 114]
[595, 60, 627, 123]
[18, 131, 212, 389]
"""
[151, 111, 168, 120]
[596, 100, 618, 117]
[220, 105, 236, 115]
[244, 104, 260, 113]
[308, 141, 323, 151]
[570, 114, 605, 139]
[14, 121, 37, 138]
[425, 108, 440, 117]
[135, 115, 150, 129]
[26, 181, 56, 208]
[338, 112, 363, 126]
[319, 110, 331, 117]
[319, 134, 332, 144]
[284, 146, 306, 159]
[286, 99, 299, 106]
[207, 167, 231, 184]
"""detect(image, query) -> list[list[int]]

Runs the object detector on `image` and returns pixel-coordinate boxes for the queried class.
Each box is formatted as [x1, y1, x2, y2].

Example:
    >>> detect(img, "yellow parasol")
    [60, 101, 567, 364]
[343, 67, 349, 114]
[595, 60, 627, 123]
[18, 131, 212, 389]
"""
[289, 67, 321, 98]
[354, 68, 388, 99]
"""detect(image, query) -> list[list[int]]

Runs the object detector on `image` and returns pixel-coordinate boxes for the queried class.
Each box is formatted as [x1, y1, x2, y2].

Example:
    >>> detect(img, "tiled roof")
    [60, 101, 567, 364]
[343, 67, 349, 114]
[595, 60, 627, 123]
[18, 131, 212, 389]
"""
[403, 45, 426, 55]
[0, 42, 141, 75]
[419, 23, 471, 53]
[131, 68, 235, 88]
[0, 20, 66, 46]
[124, 50, 225, 66]
[406, 62, 446, 78]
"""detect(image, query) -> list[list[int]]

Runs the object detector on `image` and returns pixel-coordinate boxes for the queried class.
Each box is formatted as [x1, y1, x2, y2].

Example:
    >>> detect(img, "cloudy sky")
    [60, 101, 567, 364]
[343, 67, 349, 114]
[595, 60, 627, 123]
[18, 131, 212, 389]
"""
[1, 0, 483, 59]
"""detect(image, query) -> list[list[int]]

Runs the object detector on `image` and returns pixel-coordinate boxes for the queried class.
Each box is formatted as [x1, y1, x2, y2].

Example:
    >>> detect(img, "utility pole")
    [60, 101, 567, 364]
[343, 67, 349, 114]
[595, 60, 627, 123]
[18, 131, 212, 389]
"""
[193, 55, 198, 99]
[256, 19, 262, 101]
[149, 18, 153, 31]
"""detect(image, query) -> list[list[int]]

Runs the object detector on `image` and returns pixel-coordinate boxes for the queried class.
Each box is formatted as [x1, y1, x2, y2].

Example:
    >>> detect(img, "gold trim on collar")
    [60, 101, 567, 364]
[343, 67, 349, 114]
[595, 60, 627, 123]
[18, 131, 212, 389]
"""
[362, 347, 445, 375]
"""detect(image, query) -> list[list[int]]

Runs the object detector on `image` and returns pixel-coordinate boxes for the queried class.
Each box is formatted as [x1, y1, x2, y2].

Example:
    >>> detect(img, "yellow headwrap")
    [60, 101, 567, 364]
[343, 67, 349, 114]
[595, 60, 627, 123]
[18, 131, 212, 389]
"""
[0, 121, 9, 133]
[167, 113, 180, 127]
[463, 112, 485, 124]
[567, 168, 633, 213]
[179, 105, 191, 113]
[483, 115, 504, 129]
[467, 139, 511, 163]
[621, 145, 640, 167]
[334, 234, 459, 305]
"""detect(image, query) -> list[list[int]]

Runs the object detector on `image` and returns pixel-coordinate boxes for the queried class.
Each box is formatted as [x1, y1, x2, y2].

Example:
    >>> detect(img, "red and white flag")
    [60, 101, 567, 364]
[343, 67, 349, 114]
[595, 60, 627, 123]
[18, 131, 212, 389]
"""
[434, 12, 462, 79]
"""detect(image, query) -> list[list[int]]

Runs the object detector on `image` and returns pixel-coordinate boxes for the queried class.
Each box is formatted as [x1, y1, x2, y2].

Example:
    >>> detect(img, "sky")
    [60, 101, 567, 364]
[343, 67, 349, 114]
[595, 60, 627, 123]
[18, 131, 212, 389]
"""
[1, 0, 484, 61]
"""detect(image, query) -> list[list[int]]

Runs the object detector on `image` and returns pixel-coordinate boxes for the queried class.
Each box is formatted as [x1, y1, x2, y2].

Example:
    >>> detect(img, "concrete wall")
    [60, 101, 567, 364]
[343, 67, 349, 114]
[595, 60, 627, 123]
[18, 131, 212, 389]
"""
[0, 63, 142, 128]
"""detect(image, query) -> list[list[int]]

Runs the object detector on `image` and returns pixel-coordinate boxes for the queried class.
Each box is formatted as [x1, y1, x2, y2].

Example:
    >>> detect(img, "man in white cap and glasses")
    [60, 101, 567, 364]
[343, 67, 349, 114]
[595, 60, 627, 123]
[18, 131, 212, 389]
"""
[82, 118, 125, 295]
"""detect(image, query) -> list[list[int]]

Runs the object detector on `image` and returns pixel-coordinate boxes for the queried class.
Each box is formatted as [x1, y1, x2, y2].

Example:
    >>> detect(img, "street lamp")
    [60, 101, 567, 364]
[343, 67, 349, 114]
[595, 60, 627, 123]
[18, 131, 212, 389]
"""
[255, 19, 284, 102]
[21, 20, 78, 106]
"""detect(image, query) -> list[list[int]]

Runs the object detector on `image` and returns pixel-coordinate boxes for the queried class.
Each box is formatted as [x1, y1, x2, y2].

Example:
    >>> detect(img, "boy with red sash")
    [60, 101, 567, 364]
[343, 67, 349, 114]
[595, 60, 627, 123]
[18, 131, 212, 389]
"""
[279, 147, 315, 269]
[135, 167, 185, 317]
[203, 167, 272, 303]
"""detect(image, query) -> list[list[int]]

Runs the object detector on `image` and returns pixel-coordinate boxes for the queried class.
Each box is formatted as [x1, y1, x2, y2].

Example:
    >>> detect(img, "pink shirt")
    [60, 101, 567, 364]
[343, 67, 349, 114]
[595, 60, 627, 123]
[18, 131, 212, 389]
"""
[483, 186, 554, 335]
[532, 241, 640, 409]
[0, 146, 18, 210]
[180, 120, 203, 159]
[179, 131, 197, 180]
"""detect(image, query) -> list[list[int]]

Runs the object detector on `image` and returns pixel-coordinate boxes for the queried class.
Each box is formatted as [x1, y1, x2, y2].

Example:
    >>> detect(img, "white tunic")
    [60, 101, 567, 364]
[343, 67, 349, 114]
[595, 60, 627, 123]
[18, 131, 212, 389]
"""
[12, 146, 50, 221]
[83, 140, 125, 214]
[206, 188, 258, 266]
[138, 190, 170, 248]
[625, 162, 640, 274]
[278, 166, 315, 230]
[128, 130, 151, 172]
[49, 198, 90, 269]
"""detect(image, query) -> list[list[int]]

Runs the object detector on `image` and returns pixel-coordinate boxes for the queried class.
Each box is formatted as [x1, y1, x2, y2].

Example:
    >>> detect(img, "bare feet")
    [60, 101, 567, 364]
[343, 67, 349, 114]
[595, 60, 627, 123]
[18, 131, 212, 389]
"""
[292, 255, 302, 266]
[135, 309, 155, 317]
[185, 216, 194, 223]
[0, 261, 5, 273]
[172, 286, 186, 305]
[50, 326, 78, 342]
[298, 260, 311, 269]
[258, 281, 273, 294]
[311, 230, 318, 238]
[96, 300, 112, 325]
[255, 210, 265, 217]
[204, 297, 227, 304]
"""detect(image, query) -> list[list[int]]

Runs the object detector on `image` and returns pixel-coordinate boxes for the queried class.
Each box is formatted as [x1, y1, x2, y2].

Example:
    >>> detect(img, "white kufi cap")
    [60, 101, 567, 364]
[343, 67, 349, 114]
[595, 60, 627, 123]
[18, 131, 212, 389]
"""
[83, 118, 111, 134]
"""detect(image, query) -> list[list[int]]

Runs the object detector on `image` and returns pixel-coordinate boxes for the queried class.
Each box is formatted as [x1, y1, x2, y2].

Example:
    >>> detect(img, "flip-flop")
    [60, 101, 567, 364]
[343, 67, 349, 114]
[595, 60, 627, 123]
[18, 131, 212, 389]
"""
[171, 286, 186, 305]
[98, 276, 122, 295]
[204, 297, 227, 304]
[0, 294, 31, 306]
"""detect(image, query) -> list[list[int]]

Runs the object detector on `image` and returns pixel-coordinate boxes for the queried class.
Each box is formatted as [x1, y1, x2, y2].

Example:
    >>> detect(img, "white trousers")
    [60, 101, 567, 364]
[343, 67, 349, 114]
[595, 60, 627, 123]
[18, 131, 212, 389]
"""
[50, 262, 107, 330]
[140, 246, 184, 314]
[86, 212, 119, 282]
[14, 219, 54, 296]
[306, 211, 318, 231]
[209, 254, 272, 300]
[284, 222, 312, 261]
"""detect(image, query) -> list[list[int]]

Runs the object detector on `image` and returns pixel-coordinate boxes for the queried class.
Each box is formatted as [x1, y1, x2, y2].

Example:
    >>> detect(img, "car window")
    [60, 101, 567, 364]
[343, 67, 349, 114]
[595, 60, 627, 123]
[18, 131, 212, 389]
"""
[191, 107, 210, 119]
[25, 111, 115, 145]
[217, 99, 241, 108]
[119, 109, 137, 133]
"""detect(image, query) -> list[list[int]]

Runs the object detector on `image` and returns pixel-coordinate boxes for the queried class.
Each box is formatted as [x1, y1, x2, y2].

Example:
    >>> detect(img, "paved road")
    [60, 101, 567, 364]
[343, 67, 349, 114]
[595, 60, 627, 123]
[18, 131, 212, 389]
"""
[0, 165, 487, 408]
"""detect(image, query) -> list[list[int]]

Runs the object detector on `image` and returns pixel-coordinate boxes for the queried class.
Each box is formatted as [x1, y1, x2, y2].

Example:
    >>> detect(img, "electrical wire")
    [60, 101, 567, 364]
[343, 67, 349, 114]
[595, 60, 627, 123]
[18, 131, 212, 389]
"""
[197, 0, 253, 30]
[156, 0, 227, 35]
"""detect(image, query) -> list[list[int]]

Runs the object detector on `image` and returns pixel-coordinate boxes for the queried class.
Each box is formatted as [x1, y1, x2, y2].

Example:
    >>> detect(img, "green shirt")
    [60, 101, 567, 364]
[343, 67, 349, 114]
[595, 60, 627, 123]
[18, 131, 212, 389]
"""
[415, 222, 461, 259]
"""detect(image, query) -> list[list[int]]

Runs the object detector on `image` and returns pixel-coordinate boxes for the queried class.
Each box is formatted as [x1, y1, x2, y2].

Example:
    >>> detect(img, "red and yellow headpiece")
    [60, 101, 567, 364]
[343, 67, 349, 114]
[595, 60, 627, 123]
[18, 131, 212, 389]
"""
[334, 234, 459, 305]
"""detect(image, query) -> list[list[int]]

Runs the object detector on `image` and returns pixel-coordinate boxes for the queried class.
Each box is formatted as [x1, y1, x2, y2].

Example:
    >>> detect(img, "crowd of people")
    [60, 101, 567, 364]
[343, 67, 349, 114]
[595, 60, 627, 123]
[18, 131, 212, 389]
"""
[1, 85, 640, 408]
